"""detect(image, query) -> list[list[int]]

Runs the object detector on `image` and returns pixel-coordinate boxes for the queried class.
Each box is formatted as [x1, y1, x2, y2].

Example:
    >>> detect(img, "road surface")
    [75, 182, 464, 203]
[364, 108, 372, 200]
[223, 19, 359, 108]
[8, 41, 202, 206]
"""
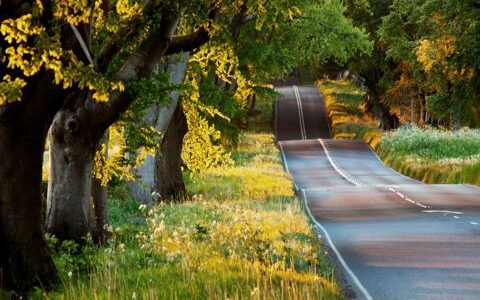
[275, 85, 480, 300]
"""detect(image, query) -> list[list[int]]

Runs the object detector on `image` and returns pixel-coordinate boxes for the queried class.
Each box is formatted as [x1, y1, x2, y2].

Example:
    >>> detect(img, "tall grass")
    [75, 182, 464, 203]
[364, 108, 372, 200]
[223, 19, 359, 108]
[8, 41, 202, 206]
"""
[380, 126, 480, 184]
[317, 80, 382, 148]
[32, 92, 343, 299]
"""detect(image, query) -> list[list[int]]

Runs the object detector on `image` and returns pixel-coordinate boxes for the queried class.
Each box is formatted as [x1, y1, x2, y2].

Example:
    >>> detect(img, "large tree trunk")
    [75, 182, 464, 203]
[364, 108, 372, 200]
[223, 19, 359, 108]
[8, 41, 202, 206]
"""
[46, 106, 100, 242]
[0, 123, 58, 292]
[0, 75, 60, 292]
[363, 76, 399, 130]
[154, 101, 188, 201]
[130, 52, 190, 203]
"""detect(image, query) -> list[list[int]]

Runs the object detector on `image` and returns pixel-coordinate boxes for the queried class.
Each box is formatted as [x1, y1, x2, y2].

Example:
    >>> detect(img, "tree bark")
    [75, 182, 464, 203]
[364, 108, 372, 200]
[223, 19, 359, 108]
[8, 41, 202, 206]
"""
[154, 101, 188, 202]
[0, 126, 58, 292]
[46, 102, 100, 242]
[130, 52, 190, 203]
[363, 75, 399, 130]
[0, 74, 61, 292]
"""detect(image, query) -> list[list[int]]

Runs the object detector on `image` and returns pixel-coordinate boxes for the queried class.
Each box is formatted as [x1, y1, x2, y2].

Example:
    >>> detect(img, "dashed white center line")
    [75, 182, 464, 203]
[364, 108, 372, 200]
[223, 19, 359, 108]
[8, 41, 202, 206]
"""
[453, 216, 460, 219]
[470, 222, 478, 225]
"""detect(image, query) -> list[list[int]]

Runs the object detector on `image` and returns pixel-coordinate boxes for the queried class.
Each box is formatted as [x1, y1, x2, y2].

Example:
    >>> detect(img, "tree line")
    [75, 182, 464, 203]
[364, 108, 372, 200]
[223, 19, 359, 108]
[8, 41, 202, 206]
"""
[0, 0, 371, 293]
[344, 0, 480, 129]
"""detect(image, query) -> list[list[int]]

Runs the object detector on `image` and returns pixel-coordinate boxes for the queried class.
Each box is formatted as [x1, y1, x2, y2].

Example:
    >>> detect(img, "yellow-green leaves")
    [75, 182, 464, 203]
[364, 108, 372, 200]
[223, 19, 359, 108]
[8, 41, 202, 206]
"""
[0, 14, 44, 43]
[53, 0, 91, 25]
[0, 75, 27, 106]
[0, 8, 126, 106]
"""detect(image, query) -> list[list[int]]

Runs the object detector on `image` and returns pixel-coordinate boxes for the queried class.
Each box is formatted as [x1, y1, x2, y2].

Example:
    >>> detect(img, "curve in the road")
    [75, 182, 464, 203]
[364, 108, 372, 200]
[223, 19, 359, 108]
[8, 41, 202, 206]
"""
[275, 85, 480, 300]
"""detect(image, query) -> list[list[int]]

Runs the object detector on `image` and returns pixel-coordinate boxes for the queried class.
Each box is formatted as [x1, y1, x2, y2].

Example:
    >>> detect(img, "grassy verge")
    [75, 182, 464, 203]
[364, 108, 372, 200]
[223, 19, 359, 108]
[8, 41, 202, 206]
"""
[32, 92, 342, 299]
[317, 79, 480, 185]
[380, 127, 480, 184]
[317, 80, 382, 149]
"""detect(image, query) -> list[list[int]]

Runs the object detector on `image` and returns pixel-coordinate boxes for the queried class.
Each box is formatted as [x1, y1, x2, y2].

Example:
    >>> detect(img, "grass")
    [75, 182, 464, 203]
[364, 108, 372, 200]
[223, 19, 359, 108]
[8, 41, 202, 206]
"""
[317, 79, 480, 185]
[379, 126, 480, 184]
[316, 80, 382, 149]
[31, 92, 343, 299]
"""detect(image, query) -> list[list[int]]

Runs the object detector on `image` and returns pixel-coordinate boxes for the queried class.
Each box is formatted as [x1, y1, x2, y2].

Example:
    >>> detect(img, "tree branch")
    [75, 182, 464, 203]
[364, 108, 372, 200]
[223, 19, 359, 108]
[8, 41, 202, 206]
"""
[95, 12, 183, 129]
[165, 26, 210, 55]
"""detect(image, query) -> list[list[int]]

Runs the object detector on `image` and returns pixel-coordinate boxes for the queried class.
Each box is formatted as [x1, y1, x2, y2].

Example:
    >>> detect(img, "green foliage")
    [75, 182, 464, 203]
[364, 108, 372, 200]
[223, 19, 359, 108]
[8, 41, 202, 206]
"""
[377, 0, 480, 126]
[45, 234, 99, 280]
[237, 0, 372, 83]
[122, 71, 176, 160]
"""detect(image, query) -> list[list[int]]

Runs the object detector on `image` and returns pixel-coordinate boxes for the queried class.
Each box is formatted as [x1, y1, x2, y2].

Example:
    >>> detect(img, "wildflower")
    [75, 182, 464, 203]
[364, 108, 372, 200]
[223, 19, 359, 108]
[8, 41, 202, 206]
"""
[139, 204, 147, 211]
[119, 243, 125, 252]
[132, 291, 136, 299]
[68, 271, 73, 278]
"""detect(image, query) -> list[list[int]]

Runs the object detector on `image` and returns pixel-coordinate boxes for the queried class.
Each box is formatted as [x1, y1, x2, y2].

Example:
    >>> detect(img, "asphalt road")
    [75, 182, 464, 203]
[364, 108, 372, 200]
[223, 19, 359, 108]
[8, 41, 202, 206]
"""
[275, 85, 480, 300]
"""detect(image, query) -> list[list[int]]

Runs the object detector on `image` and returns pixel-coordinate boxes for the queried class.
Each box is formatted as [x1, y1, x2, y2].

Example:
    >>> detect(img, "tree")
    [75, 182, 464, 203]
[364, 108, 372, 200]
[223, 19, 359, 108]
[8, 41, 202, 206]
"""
[379, 0, 480, 127]
[345, 0, 401, 129]
[0, 0, 213, 291]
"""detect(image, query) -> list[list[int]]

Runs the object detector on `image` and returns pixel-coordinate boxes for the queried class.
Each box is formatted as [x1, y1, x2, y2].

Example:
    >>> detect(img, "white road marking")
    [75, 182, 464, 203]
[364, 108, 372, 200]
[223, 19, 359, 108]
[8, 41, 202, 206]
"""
[422, 210, 463, 215]
[318, 139, 364, 187]
[278, 141, 299, 191]
[384, 186, 429, 209]
[293, 85, 307, 139]
[453, 216, 460, 219]
[274, 99, 278, 139]
[367, 144, 422, 184]
[319, 139, 430, 209]
[301, 189, 374, 300]
[470, 222, 478, 225]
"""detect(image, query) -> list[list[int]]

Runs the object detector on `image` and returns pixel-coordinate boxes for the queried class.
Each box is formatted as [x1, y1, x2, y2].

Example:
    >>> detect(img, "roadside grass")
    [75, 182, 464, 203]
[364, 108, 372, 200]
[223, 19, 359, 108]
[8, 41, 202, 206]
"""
[34, 92, 342, 299]
[380, 127, 480, 184]
[317, 79, 480, 185]
[316, 80, 382, 149]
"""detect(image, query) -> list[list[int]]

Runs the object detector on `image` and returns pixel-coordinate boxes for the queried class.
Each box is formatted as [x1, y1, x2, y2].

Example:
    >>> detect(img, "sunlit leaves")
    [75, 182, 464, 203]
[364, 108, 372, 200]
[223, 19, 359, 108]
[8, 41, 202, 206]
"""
[0, 7, 126, 106]
[0, 75, 27, 105]
[53, 0, 91, 25]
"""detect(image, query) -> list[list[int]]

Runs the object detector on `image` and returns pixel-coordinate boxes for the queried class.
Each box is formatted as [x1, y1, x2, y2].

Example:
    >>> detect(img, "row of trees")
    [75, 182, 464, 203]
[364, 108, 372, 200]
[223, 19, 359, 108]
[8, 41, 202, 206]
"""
[344, 0, 480, 129]
[0, 0, 370, 293]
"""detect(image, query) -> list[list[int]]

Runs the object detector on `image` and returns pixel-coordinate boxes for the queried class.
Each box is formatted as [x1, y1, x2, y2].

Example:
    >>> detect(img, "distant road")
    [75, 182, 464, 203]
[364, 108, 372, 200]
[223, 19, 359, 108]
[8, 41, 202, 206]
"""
[275, 85, 480, 300]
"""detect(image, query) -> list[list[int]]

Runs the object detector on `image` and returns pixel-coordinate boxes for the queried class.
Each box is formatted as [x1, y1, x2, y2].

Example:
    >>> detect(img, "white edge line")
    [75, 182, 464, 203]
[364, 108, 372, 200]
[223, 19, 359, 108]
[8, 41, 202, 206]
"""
[366, 144, 422, 184]
[318, 138, 363, 187]
[278, 141, 299, 191]
[422, 210, 463, 215]
[301, 189, 373, 300]
[466, 184, 480, 191]
[274, 99, 278, 139]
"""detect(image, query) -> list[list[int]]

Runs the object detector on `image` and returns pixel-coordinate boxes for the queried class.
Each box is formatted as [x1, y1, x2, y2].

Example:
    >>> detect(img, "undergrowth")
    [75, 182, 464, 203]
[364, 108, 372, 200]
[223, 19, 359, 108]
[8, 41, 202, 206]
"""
[33, 92, 342, 299]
